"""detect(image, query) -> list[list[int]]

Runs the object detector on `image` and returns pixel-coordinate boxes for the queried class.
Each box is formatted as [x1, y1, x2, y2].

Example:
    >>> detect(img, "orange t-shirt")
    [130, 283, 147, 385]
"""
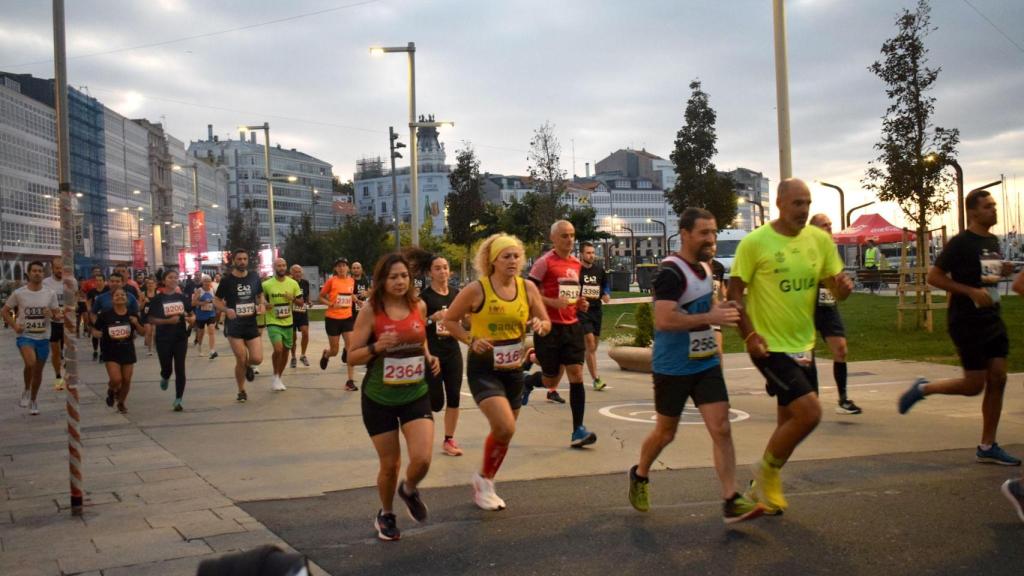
[320, 276, 355, 320]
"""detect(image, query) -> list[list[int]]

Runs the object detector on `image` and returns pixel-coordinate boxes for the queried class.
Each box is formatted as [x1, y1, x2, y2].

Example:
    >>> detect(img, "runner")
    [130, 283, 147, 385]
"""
[626, 208, 763, 523]
[421, 255, 465, 456]
[899, 189, 1019, 465]
[352, 261, 372, 309]
[148, 269, 195, 411]
[85, 275, 107, 361]
[524, 220, 597, 448]
[140, 276, 158, 356]
[76, 266, 102, 338]
[191, 276, 217, 359]
[2, 261, 60, 415]
[289, 265, 311, 369]
[347, 252, 440, 541]
[444, 234, 551, 510]
[263, 258, 302, 391]
[92, 287, 145, 414]
[91, 271, 140, 319]
[319, 258, 359, 391]
[809, 214, 862, 415]
[578, 241, 610, 391]
[727, 178, 852, 514]
[211, 272, 223, 329]
[113, 264, 141, 298]
[42, 256, 70, 390]
[214, 249, 266, 403]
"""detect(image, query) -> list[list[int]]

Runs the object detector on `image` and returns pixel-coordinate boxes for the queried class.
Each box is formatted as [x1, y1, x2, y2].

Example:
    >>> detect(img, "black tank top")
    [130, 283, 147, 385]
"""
[421, 285, 459, 355]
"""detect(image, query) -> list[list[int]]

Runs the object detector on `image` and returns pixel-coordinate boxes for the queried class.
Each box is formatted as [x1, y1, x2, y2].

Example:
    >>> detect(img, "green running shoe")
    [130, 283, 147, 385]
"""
[627, 465, 650, 512]
[744, 480, 784, 516]
[723, 493, 764, 524]
[172, 398, 183, 412]
[593, 378, 607, 391]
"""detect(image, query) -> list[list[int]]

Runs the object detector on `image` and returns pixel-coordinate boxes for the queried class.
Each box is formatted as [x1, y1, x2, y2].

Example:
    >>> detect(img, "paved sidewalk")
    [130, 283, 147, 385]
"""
[0, 331, 330, 576]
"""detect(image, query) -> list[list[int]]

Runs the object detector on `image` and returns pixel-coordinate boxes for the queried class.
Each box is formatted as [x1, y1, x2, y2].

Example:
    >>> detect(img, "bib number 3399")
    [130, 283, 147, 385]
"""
[383, 355, 424, 385]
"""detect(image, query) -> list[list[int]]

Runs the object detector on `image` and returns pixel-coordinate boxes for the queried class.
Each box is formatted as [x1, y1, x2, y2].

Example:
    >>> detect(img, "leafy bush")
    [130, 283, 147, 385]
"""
[633, 302, 653, 348]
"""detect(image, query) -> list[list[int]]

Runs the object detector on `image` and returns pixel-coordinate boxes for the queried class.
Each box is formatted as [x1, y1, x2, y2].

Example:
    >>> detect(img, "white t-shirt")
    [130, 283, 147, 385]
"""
[42, 275, 75, 323]
[6, 285, 59, 340]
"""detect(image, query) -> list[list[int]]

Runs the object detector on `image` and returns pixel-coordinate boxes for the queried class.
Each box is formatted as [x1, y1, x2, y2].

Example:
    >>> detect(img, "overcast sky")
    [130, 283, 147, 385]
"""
[2, 0, 1022, 232]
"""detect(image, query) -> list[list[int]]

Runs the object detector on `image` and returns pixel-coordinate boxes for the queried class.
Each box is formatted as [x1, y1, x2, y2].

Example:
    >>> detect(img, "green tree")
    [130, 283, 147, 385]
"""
[566, 205, 611, 244]
[666, 80, 738, 230]
[282, 212, 322, 267]
[321, 215, 390, 273]
[446, 143, 486, 281]
[863, 0, 958, 258]
[527, 122, 568, 232]
[225, 205, 260, 257]
[332, 177, 354, 197]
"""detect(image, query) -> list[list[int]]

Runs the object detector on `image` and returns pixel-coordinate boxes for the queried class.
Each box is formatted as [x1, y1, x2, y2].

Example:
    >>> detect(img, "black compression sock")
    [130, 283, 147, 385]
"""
[834, 361, 848, 401]
[569, 382, 585, 429]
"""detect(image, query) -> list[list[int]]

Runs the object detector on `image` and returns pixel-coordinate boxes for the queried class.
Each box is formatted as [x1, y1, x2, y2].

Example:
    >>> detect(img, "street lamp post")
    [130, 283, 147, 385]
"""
[646, 218, 667, 259]
[371, 43, 419, 244]
[667, 232, 679, 254]
[618, 224, 636, 283]
[846, 201, 875, 227]
[241, 123, 276, 250]
[388, 126, 405, 250]
[924, 154, 964, 232]
[738, 197, 766, 227]
[816, 180, 846, 228]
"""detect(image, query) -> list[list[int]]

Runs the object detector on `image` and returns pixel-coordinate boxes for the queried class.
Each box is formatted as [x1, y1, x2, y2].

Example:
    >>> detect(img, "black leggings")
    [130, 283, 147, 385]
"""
[156, 338, 188, 399]
[427, 347, 463, 412]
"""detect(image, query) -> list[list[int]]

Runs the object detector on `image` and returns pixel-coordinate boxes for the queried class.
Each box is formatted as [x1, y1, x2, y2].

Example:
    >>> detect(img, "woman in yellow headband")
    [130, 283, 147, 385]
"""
[443, 234, 551, 511]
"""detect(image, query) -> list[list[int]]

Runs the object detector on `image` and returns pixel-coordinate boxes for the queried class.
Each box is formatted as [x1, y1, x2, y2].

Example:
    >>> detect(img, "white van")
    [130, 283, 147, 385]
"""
[715, 228, 749, 278]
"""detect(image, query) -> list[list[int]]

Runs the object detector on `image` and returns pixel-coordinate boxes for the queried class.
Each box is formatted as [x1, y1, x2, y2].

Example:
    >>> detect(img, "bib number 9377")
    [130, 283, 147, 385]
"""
[383, 355, 424, 385]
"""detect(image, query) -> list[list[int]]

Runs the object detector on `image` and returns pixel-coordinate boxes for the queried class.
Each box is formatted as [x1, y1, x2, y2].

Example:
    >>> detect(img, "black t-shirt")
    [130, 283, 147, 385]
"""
[148, 292, 192, 341]
[935, 230, 1004, 326]
[293, 278, 311, 314]
[421, 284, 460, 354]
[580, 263, 608, 310]
[95, 309, 138, 356]
[354, 275, 372, 310]
[215, 271, 263, 328]
[653, 259, 707, 303]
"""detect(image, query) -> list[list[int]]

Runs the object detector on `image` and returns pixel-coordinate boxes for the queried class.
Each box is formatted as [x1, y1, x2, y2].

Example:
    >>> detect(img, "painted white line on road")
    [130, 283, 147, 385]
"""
[599, 402, 750, 425]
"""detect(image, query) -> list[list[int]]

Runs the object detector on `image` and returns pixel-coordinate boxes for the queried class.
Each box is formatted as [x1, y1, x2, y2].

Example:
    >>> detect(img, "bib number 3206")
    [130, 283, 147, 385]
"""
[383, 355, 424, 385]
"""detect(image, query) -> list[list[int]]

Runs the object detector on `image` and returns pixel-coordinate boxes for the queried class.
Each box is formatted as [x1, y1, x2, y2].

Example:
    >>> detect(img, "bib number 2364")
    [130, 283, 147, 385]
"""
[383, 355, 424, 385]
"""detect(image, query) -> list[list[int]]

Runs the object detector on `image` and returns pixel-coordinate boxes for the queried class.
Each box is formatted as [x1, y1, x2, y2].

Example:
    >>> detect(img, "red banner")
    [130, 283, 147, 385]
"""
[188, 210, 207, 254]
[132, 238, 146, 269]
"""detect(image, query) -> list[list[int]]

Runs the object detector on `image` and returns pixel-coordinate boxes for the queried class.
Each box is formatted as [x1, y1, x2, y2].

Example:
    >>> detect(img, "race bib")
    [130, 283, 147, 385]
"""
[787, 351, 813, 367]
[492, 340, 524, 371]
[25, 318, 47, 334]
[235, 302, 255, 317]
[335, 294, 353, 308]
[162, 301, 185, 316]
[689, 329, 717, 360]
[293, 302, 307, 313]
[817, 288, 836, 307]
[274, 304, 292, 319]
[582, 284, 601, 300]
[200, 303, 214, 312]
[557, 281, 581, 303]
[108, 324, 131, 340]
[383, 355, 424, 385]
[435, 320, 450, 337]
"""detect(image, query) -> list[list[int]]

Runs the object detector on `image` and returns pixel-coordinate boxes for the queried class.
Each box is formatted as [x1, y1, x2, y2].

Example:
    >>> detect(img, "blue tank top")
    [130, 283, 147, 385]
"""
[195, 289, 215, 321]
[652, 256, 720, 376]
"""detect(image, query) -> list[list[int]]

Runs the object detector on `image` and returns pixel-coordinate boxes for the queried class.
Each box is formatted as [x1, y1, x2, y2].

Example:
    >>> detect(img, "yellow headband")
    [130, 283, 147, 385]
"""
[490, 236, 519, 262]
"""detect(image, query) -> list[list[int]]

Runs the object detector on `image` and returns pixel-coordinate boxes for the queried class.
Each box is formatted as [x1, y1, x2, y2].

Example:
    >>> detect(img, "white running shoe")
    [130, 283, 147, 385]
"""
[271, 377, 287, 392]
[19, 390, 30, 408]
[472, 472, 506, 511]
[29, 402, 39, 416]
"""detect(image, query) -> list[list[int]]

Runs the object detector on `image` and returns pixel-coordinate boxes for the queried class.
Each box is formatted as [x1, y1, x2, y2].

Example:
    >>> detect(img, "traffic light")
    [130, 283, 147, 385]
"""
[389, 126, 405, 160]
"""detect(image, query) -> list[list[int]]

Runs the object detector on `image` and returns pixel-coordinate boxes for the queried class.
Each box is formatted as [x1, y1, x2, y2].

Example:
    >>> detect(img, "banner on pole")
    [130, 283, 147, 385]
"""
[132, 238, 145, 269]
[188, 210, 207, 254]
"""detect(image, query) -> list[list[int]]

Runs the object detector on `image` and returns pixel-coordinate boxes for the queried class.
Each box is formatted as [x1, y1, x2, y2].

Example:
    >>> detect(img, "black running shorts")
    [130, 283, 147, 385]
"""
[466, 354, 525, 411]
[534, 322, 585, 377]
[578, 308, 603, 336]
[950, 317, 1009, 371]
[325, 316, 355, 336]
[225, 319, 260, 341]
[427, 347, 463, 411]
[292, 311, 309, 329]
[361, 392, 433, 437]
[49, 322, 64, 344]
[814, 304, 845, 339]
[653, 364, 729, 417]
[752, 352, 819, 406]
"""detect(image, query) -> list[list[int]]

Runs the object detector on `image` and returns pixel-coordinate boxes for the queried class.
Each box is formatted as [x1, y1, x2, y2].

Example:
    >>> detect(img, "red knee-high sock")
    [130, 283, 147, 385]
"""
[481, 434, 510, 479]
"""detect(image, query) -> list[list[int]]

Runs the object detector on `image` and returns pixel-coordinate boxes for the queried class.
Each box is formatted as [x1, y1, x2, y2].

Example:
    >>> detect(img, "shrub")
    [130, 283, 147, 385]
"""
[633, 302, 654, 348]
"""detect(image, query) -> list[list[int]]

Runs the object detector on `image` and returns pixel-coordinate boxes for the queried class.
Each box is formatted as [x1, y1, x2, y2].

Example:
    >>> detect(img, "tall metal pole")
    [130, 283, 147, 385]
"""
[53, 0, 84, 517]
[262, 123, 276, 252]
[772, 0, 793, 180]
[407, 42, 419, 246]
[950, 159, 964, 233]
[389, 126, 401, 251]
[818, 182, 846, 228]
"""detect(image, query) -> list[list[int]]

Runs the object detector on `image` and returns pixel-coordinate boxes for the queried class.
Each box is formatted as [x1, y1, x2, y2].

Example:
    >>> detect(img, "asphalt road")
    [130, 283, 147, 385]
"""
[243, 445, 1024, 576]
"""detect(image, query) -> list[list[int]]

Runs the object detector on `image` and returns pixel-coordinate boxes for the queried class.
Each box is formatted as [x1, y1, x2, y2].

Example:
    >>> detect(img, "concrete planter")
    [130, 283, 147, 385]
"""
[608, 345, 652, 373]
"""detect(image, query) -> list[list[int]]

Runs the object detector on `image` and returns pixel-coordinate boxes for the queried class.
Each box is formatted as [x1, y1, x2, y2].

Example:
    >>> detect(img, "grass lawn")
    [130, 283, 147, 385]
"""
[601, 293, 1024, 372]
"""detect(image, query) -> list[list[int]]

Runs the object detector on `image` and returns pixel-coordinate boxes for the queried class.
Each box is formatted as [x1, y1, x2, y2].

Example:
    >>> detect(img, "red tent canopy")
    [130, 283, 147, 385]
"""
[833, 213, 914, 245]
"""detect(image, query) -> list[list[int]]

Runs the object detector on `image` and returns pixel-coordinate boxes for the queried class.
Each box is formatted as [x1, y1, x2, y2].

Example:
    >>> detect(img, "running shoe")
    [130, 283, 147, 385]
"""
[627, 465, 650, 512]
[54, 377, 64, 391]
[571, 425, 597, 448]
[319, 351, 329, 370]
[397, 480, 428, 523]
[593, 378, 606, 391]
[160, 377, 169, 391]
[208, 351, 218, 360]
[744, 480, 784, 516]
[345, 380, 358, 392]
[723, 493, 764, 524]
[374, 509, 400, 541]
[836, 399, 862, 415]
[271, 377, 287, 392]
[471, 472, 506, 511]
[253, 367, 260, 375]
[442, 438, 463, 456]
[977, 443, 1021, 466]
[105, 389, 115, 407]
[300, 355, 309, 367]
[237, 390, 247, 403]
[245, 366, 255, 382]
[20, 389, 30, 408]
[898, 377, 927, 414]
[1001, 478, 1024, 523]
[290, 357, 297, 369]
[522, 376, 535, 406]
[147, 349, 154, 357]
[92, 350, 98, 361]
[547, 390, 566, 404]
[173, 398, 183, 412]
[753, 464, 788, 512]
[117, 402, 127, 414]
[29, 401, 39, 416]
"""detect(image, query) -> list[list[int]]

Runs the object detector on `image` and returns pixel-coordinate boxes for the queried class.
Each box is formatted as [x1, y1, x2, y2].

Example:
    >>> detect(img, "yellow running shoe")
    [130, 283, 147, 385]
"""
[754, 464, 788, 512]
[54, 377, 64, 391]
